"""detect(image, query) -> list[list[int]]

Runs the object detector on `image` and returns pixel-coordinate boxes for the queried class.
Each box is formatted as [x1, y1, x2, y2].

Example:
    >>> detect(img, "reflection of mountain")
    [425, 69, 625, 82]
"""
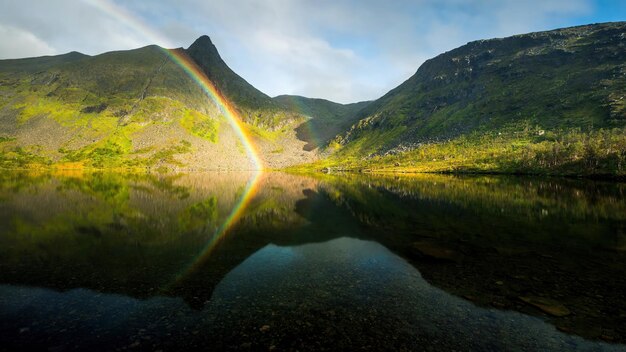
[0, 172, 305, 305]
[314, 174, 626, 342]
[0, 171, 625, 341]
[169, 185, 364, 309]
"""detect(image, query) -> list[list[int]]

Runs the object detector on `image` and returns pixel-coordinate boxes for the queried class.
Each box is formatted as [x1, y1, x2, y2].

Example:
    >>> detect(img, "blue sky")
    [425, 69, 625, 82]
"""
[0, 0, 624, 103]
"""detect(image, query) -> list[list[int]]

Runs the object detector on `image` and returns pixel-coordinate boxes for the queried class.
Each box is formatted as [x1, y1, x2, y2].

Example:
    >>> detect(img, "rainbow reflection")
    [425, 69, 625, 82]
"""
[173, 170, 263, 284]
[82, 0, 266, 278]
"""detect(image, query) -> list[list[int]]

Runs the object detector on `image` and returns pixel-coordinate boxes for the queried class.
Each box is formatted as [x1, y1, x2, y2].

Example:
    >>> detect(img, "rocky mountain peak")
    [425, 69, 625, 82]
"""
[186, 35, 222, 63]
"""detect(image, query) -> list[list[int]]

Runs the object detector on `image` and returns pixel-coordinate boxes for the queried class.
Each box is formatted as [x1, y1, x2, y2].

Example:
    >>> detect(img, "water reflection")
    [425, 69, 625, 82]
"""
[0, 170, 625, 350]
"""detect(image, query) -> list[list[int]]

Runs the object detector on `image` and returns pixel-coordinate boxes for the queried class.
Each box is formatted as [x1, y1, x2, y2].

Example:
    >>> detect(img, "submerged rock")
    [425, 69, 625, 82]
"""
[411, 241, 462, 262]
[519, 296, 571, 317]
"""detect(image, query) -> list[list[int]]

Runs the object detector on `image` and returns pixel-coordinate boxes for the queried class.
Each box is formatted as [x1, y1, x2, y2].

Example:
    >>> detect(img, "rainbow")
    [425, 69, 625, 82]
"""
[83, 0, 266, 283]
[83, 0, 263, 170]
[164, 50, 263, 170]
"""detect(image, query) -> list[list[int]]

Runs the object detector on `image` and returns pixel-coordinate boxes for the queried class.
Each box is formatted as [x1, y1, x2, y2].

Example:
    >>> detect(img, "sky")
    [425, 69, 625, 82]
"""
[0, 0, 624, 103]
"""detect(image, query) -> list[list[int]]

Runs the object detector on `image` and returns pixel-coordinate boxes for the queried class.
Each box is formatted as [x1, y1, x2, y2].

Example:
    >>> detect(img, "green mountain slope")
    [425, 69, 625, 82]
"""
[322, 22, 626, 176]
[273, 95, 370, 150]
[0, 37, 316, 170]
[3, 23, 625, 175]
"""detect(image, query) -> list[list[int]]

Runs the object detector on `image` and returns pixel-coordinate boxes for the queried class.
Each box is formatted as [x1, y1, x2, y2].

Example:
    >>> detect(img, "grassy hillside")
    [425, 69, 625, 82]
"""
[0, 38, 317, 170]
[3, 23, 625, 175]
[316, 22, 626, 177]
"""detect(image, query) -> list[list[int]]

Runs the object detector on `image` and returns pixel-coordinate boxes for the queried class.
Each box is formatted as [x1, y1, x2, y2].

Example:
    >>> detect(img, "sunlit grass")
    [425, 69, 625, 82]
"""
[291, 126, 626, 177]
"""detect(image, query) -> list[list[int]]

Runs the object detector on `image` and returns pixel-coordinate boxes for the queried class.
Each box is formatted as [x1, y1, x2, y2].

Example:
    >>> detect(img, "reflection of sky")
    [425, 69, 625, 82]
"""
[1, 237, 623, 351]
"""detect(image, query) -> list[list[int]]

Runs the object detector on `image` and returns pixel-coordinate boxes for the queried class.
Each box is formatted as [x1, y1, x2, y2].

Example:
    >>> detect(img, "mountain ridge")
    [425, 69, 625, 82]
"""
[1, 22, 626, 176]
[343, 21, 626, 147]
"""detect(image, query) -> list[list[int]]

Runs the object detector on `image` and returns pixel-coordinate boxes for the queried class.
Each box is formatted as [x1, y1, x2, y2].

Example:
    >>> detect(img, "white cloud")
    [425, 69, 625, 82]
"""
[0, 0, 147, 56]
[246, 30, 368, 102]
[0, 24, 56, 59]
[0, 0, 597, 102]
[168, 0, 594, 102]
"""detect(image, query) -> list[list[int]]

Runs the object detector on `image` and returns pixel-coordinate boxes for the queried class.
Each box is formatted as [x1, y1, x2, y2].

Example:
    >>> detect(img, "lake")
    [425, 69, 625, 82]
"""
[0, 170, 625, 351]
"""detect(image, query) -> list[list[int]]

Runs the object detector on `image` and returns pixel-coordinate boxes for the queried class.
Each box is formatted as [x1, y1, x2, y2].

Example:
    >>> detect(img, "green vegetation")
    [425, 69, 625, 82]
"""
[271, 146, 285, 154]
[247, 123, 285, 141]
[180, 109, 219, 142]
[330, 124, 407, 157]
[59, 136, 192, 168]
[0, 146, 52, 168]
[145, 140, 192, 167]
[297, 126, 626, 177]
[0, 69, 204, 169]
[63, 137, 132, 167]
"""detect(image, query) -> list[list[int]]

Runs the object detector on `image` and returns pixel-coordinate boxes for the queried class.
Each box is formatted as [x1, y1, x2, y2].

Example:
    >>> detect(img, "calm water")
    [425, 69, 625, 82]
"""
[0, 171, 625, 351]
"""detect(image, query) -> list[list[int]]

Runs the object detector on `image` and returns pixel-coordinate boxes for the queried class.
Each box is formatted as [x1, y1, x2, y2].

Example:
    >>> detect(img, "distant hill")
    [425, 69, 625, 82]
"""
[274, 95, 370, 150]
[321, 22, 626, 176]
[0, 51, 88, 73]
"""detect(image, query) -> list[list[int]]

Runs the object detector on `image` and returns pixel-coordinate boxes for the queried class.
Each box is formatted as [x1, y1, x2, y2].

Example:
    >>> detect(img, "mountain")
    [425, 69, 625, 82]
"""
[186, 36, 290, 129]
[2, 23, 626, 175]
[273, 95, 370, 150]
[323, 22, 626, 176]
[0, 37, 317, 170]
